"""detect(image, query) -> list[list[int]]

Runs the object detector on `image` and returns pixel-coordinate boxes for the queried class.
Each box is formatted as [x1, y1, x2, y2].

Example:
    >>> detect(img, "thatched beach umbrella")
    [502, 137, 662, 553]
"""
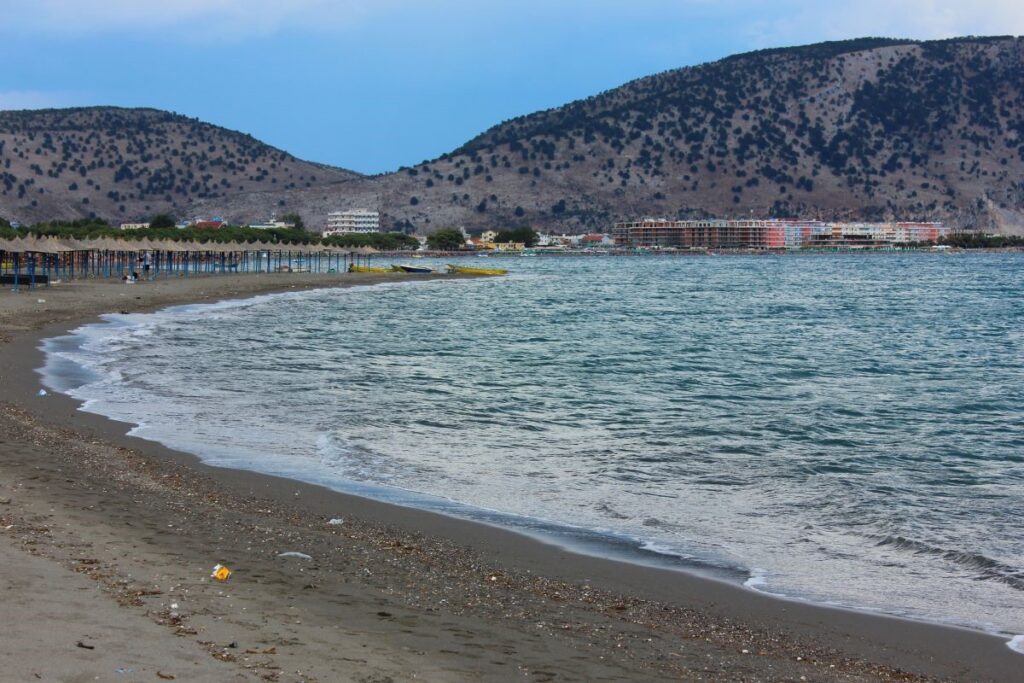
[0, 236, 62, 287]
[65, 237, 102, 253]
[131, 237, 160, 252]
[86, 236, 138, 252]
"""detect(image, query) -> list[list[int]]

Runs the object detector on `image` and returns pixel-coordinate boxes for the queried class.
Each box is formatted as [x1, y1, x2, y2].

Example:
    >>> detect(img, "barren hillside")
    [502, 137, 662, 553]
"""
[0, 107, 360, 224]
[365, 36, 1024, 233]
[4, 37, 1024, 234]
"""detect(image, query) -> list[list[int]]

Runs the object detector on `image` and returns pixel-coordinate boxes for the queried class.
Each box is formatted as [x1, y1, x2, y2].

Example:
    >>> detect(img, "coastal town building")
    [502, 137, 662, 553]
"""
[194, 218, 228, 230]
[612, 219, 949, 249]
[579, 233, 615, 247]
[324, 209, 380, 235]
[464, 238, 527, 251]
[248, 215, 295, 230]
[490, 241, 526, 251]
[119, 222, 149, 230]
[538, 234, 575, 248]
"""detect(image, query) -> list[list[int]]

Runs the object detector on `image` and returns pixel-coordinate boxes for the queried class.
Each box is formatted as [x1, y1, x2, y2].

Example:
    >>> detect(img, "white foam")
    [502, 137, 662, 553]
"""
[744, 567, 769, 589]
[638, 539, 700, 562]
[34, 264, 1024, 642]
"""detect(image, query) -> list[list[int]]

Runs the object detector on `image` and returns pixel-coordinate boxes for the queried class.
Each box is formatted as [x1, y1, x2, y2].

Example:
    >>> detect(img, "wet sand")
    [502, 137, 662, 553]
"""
[1, 273, 1020, 682]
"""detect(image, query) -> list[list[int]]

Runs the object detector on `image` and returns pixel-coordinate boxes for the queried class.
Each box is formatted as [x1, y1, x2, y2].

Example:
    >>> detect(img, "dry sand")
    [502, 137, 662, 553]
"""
[1, 273, 1021, 682]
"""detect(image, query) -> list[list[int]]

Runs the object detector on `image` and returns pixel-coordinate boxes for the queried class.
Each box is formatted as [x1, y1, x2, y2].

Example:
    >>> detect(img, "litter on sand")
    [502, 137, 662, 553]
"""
[211, 564, 232, 581]
[327, 518, 344, 525]
[277, 551, 313, 561]
[37, 389, 47, 396]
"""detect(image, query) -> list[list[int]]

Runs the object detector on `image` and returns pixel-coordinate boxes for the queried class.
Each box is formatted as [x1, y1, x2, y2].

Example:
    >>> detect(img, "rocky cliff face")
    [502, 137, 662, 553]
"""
[4, 37, 1024, 234]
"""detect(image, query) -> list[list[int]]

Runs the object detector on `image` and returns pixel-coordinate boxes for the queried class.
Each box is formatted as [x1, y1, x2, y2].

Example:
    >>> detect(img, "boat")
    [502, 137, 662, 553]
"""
[391, 264, 434, 273]
[446, 264, 508, 276]
[348, 264, 392, 273]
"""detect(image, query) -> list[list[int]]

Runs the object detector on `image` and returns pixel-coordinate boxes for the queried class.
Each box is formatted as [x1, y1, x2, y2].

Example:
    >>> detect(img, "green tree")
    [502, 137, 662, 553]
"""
[495, 226, 539, 247]
[323, 232, 419, 250]
[280, 212, 305, 231]
[940, 233, 1024, 249]
[149, 214, 176, 229]
[426, 228, 465, 251]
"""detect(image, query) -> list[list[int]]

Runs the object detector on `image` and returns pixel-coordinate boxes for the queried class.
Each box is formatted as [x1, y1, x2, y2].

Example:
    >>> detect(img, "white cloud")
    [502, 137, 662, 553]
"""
[1, 0, 1021, 43]
[0, 0, 402, 38]
[742, 0, 1024, 47]
[0, 90, 89, 111]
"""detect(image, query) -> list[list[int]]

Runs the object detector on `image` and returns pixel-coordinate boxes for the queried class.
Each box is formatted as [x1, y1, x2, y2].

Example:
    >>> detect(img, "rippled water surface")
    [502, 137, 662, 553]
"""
[42, 254, 1024, 636]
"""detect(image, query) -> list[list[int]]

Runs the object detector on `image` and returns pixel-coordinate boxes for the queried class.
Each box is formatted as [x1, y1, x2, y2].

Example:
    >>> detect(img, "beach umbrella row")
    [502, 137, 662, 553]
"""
[1, 235, 378, 289]
[0, 235, 376, 254]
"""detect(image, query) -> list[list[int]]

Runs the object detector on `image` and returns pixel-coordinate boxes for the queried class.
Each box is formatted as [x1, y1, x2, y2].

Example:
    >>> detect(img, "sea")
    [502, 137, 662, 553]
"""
[40, 252, 1024, 644]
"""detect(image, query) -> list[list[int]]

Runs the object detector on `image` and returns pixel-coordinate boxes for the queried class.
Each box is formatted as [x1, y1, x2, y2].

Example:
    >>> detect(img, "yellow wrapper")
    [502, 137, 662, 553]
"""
[211, 564, 232, 581]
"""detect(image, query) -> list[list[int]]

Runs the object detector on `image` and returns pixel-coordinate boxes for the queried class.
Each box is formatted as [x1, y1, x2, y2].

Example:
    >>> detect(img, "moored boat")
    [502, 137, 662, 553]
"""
[348, 264, 392, 273]
[445, 264, 508, 276]
[391, 264, 434, 273]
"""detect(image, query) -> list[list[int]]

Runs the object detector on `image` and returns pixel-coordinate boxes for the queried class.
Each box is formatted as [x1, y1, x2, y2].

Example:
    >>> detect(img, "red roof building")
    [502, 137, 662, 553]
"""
[194, 220, 227, 230]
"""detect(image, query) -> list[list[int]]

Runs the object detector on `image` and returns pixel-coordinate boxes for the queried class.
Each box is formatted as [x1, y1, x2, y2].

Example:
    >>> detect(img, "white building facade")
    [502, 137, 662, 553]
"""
[324, 209, 380, 235]
[248, 218, 295, 230]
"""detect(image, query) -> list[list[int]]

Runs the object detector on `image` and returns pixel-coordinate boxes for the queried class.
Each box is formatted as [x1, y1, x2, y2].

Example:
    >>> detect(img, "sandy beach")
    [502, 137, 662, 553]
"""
[1, 273, 1020, 682]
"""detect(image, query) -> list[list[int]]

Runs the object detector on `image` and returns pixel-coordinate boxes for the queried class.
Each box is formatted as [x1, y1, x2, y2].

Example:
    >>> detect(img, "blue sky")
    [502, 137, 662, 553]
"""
[2, 1, 1022, 174]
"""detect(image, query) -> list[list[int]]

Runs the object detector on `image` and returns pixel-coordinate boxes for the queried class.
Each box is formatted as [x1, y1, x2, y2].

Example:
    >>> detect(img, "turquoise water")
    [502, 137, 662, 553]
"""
[42, 253, 1024, 638]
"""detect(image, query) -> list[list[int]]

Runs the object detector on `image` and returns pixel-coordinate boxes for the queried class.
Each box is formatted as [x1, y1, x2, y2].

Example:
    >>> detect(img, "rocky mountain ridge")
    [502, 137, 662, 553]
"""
[3, 36, 1023, 234]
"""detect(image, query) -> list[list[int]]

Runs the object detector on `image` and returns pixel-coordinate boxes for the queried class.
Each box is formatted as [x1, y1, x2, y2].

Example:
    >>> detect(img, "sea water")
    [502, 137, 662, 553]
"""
[40, 253, 1024, 638]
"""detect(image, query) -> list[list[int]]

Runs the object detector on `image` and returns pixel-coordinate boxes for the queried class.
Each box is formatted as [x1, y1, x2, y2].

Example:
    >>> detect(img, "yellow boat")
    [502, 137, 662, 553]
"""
[348, 264, 392, 273]
[446, 264, 508, 276]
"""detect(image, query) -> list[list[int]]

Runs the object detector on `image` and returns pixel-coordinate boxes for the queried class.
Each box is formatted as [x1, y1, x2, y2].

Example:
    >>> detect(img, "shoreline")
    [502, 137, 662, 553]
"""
[2, 273, 1021, 681]
[40, 309, 751, 588]
[37, 305, 1021, 637]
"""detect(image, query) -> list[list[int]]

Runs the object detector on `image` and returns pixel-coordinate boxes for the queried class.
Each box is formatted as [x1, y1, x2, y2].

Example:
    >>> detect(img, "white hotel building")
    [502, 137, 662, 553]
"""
[324, 209, 380, 235]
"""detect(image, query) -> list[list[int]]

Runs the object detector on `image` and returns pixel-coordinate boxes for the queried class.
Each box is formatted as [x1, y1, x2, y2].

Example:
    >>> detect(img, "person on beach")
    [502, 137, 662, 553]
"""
[141, 252, 152, 280]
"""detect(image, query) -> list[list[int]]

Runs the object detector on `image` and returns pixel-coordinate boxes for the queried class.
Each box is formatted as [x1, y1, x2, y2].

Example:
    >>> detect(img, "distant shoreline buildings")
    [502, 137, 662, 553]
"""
[247, 215, 296, 230]
[612, 219, 950, 250]
[324, 209, 380, 236]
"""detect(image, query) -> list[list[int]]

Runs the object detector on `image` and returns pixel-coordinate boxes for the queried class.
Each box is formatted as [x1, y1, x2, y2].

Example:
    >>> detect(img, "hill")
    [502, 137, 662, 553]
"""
[364, 36, 1024, 233]
[3, 37, 1024, 234]
[0, 107, 360, 224]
